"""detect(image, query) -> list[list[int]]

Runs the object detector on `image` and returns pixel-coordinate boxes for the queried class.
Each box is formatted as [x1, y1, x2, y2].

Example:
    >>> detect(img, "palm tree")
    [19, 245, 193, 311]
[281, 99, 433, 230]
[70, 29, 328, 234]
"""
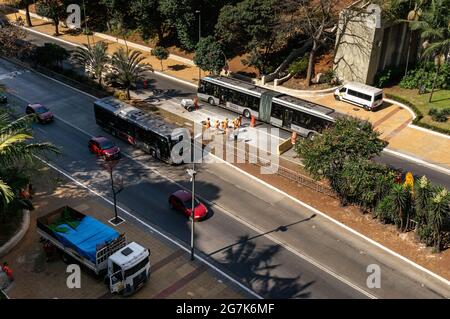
[72, 42, 109, 86]
[391, 184, 409, 231]
[415, 176, 432, 228]
[428, 187, 449, 252]
[0, 110, 59, 206]
[110, 48, 153, 99]
[408, 0, 450, 101]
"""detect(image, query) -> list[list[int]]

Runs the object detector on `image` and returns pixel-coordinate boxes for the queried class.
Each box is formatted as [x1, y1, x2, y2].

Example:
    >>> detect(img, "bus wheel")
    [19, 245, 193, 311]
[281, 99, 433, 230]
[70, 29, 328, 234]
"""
[208, 98, 215, 106]
[243, 109, 251, 119]
[150, 149, 157, 159]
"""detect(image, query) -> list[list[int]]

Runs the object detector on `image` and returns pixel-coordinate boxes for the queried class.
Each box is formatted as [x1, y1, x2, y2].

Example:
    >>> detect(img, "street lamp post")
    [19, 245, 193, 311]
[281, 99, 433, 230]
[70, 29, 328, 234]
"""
[196, 10, 201, 84]
[186, 162, 197, 261]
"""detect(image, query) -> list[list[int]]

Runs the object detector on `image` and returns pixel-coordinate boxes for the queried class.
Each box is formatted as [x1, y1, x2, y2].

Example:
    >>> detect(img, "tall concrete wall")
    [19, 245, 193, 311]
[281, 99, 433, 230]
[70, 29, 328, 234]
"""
[334, 7, 420, 85]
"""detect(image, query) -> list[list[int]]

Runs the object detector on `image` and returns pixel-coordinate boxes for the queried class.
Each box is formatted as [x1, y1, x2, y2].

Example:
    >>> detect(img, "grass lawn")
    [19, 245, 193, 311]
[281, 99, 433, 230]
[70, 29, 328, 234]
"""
[385, 86, 450, 131]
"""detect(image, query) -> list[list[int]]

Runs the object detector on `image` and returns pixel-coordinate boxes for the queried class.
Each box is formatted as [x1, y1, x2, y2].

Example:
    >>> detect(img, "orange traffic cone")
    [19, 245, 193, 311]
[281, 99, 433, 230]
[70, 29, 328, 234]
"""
[250, 115, 256, 127]
[291, 131, 297, 145]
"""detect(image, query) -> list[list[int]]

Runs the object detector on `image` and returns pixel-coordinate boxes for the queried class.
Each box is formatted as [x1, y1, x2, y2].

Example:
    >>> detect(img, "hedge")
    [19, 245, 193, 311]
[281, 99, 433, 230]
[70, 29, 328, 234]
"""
[385, 93, 450, 136]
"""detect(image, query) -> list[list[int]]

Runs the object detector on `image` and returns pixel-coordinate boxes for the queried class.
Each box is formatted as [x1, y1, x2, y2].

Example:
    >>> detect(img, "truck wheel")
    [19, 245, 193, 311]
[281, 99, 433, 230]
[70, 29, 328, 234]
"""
[243, 109, 251, 119]
[208, 98, 215, 106]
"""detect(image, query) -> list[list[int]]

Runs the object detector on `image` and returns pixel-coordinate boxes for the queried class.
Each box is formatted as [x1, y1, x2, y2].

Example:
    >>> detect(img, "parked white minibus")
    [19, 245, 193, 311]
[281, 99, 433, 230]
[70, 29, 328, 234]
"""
[334, 82, 383, 111]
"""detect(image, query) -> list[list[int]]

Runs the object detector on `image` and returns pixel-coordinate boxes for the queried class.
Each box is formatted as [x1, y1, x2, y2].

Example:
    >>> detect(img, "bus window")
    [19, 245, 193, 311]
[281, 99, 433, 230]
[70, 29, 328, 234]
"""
[271, 103, 283, 120]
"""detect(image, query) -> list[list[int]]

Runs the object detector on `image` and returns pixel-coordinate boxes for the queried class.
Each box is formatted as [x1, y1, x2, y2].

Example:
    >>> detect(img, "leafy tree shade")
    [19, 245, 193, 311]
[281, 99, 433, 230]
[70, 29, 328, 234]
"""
[152, 46, 169, 71]
[110, 48, 153, 99]
[407, 0, 450, 101]
[0, 18, 30, 58]
[330, 158, 395, 210]
[72, 42, 109, 86]
[0, 109, 59, 208]
[35, 0, 68, 36]
[31, 43, 69, 69]
[295, 117, 387, 180]
[193, 36, 225, 75]
[130, 0, 165, 44]
[159, 0, 197, 51]
[215, 0, 279, 74]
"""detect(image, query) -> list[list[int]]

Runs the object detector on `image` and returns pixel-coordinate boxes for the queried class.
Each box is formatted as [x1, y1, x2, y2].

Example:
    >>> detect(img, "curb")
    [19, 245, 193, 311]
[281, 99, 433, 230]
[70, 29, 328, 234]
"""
[16, 9, 196, 66]
[0, 210, 30, 258]
[384, 98, 450, 139]
[0, 288, 9, 299]
[15, 24, 200, 89]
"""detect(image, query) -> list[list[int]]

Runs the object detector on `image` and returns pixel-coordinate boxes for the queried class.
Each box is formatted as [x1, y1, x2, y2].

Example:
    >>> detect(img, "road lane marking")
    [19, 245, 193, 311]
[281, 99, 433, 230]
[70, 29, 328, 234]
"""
[4, 59, 449, 293]
[34, 155, 262, 299]
[28, 114, 377, 298]
[384, 148, 450, 176]
[213, 154, 450, 290]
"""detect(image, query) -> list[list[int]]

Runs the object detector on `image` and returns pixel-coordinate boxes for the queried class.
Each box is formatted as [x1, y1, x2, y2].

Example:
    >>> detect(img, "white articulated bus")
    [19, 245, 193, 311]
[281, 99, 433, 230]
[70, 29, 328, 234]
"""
[334, 82, 384, 111]
[197, 76, 339, 138]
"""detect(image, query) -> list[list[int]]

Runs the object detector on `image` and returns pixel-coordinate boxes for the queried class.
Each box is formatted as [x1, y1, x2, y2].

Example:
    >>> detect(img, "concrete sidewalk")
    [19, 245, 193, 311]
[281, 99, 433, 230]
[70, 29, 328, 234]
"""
[1, 167, 247, 299]
[4, 9, 449, 172]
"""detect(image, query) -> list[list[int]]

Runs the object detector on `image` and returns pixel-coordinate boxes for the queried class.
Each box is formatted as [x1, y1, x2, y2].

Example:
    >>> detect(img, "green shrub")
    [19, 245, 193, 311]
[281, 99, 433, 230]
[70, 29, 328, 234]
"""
[417, 223, 435, 246]
[288, 56, 308, 78]
[375, 195, 395, 224]
[322, 69, 335, 83]
[429, 108, 450, 122]
[399, 62, 450, 90]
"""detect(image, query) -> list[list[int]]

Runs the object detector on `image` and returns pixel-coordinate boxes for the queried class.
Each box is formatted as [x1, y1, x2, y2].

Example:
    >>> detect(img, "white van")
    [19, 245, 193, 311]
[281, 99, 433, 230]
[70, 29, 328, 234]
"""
[334, 82, 383, 111]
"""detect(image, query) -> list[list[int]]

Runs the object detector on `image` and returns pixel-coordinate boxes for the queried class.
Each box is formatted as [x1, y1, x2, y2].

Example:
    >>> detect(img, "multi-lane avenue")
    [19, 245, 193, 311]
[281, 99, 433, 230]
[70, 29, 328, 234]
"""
[1, 55, 449, 299]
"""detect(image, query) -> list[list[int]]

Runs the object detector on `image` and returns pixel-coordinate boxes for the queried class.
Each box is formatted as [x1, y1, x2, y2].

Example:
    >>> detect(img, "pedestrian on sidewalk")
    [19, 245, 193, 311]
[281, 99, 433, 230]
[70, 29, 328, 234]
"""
[2, 262, 13, 282]
[214, 120, 220, 130]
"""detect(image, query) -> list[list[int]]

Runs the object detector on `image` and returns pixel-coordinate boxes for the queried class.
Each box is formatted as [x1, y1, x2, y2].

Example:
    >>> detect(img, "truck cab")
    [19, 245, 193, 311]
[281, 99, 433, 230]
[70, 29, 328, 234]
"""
[107, 242, 151, 296]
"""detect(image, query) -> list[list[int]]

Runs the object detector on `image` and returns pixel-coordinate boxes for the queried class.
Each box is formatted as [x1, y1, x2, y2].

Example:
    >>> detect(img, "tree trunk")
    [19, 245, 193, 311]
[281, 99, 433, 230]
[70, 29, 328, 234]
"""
[160, 60, 163, 71]
[25, 5, 32, 27]
[126, 87, 130, 100]
[157, 28, 164, 46]
[306, 41, 317, 86]
[429, 64, 441, 103]
[54, 18, 60, 36]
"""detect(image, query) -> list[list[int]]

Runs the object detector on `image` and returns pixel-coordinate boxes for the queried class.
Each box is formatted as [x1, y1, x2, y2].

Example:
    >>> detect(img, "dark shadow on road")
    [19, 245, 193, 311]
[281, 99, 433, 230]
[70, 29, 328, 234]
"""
[214, 235, 315, 298]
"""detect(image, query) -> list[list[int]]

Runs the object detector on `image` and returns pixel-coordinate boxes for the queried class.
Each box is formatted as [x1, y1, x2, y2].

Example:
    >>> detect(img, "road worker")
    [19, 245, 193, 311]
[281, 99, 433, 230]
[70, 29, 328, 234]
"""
[204, 118, 211, 129]
[238, 115, 243, 127]
[214, 120, 220, 130]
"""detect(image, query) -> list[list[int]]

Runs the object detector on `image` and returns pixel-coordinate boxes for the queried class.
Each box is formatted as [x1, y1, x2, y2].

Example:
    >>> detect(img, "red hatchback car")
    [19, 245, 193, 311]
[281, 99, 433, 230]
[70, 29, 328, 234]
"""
[26, 103, 54, 123]
[88, 136, 121, 160]
[168, 190, 208, 220]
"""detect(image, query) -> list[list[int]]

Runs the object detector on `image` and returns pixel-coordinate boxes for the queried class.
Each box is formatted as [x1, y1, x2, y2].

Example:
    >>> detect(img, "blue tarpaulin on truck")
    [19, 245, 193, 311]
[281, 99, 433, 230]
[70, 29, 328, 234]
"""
[53, 216, 119, 263]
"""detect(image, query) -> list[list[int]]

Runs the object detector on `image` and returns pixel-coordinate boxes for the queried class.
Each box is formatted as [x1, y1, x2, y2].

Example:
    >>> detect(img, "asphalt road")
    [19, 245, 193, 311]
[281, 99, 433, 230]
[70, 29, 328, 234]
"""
[2, 57, 450, 299]
[23, 30, 450, 189]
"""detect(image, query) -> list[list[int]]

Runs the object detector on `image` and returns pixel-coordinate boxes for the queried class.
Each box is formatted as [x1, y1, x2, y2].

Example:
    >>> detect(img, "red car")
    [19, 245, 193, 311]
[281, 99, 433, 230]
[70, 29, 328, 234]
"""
[168, 190, 208, 220]
[88, 136, 121, 160]
[26, 103, 54, 123]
